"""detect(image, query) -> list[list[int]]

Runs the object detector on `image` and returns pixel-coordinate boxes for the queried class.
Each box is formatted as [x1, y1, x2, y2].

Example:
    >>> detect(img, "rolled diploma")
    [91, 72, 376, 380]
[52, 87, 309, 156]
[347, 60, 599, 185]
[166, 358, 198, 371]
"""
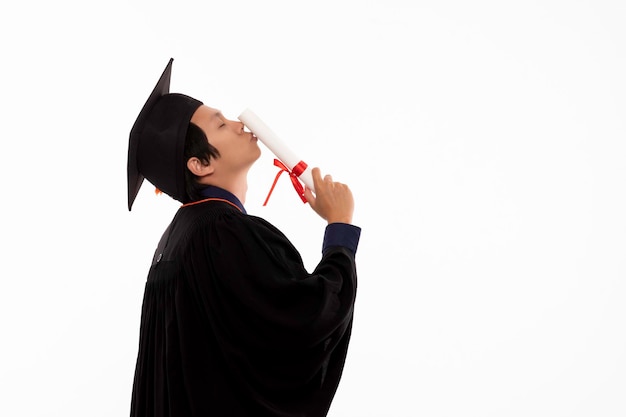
[238, 108, 315, 193]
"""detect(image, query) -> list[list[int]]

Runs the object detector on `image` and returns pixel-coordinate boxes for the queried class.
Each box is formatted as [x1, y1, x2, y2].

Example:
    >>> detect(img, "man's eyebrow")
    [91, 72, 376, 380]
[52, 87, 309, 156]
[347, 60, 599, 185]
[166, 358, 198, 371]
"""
[208, 111, 224, 126]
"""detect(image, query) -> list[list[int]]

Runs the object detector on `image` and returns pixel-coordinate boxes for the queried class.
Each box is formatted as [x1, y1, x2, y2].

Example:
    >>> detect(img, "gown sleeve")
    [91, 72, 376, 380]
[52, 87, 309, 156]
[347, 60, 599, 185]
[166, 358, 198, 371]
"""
[183, 211, 358, 393]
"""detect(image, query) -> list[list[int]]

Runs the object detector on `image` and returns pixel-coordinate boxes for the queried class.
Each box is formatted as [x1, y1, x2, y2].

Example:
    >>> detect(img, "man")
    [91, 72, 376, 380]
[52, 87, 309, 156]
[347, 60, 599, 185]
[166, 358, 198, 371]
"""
[127, 58, 360, 417]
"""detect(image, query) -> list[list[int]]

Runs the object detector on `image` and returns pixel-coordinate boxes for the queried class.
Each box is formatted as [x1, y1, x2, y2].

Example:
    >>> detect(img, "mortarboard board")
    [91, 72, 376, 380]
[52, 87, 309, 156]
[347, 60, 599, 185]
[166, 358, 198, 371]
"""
[127, 58, 203, 210]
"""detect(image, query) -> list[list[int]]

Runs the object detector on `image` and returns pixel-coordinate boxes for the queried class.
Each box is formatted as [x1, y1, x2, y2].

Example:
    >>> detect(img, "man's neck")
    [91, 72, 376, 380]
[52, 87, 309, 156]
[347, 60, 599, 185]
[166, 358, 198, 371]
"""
[200, 174, 248, 205]
[222, 182, 248, 205]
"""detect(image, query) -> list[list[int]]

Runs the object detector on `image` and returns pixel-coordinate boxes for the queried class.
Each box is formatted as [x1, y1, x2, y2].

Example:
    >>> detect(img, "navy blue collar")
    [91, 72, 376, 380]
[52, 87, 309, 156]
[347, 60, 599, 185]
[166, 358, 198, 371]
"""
[199, 186, 247, 214]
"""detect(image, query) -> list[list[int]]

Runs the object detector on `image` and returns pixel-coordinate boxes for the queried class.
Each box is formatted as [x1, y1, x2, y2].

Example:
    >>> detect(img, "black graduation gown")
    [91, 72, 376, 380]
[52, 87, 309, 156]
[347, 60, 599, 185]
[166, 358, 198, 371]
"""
[130, 199, 358, 417]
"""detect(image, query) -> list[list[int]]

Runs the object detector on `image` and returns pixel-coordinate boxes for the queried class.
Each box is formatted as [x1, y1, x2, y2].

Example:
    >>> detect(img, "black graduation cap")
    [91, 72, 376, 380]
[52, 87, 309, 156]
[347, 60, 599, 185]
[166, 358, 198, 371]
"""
[127, 58, 203, 210]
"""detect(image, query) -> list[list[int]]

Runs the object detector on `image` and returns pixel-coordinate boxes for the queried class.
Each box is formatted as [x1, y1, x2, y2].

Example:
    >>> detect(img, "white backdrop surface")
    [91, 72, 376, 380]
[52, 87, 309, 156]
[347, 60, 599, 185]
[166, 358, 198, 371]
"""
[1, 1, 625, 416]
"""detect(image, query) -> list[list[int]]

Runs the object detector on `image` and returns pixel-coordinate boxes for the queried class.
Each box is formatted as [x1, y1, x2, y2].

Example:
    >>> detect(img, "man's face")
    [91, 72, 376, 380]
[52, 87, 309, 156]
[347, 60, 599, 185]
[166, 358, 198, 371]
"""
[191, 105, 261, 173]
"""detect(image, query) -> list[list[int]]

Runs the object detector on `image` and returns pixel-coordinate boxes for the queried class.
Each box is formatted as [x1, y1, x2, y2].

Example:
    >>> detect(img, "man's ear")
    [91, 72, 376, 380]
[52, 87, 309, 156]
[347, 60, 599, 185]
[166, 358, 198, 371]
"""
[187, 157, 214, 177]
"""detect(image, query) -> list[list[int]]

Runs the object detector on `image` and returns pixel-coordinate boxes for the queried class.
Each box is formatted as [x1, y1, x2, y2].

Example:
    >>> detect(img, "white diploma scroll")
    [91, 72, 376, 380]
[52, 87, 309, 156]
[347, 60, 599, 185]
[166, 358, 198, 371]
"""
[238, 108, 315, 193]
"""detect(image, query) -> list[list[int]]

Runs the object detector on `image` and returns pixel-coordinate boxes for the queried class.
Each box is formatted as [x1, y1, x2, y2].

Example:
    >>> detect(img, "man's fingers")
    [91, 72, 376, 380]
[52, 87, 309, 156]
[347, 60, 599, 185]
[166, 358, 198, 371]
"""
[311, 167, 322, 181]
[304, 187, 315, 206]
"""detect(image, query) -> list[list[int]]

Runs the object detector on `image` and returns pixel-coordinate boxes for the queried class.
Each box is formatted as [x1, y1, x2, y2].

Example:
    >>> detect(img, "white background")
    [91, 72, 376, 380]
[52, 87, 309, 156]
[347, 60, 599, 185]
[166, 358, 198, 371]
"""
[1, 1, 625, 416]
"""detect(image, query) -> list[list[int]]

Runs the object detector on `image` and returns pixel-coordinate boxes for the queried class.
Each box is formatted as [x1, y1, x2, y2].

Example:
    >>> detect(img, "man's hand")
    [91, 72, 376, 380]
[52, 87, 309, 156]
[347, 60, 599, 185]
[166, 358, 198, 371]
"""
[304, 167, 354, 224]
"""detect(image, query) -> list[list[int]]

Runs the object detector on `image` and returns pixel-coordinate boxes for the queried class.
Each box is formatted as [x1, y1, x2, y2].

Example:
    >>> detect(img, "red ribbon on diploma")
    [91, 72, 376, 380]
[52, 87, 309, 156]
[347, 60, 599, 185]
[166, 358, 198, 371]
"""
[263, 159, 308, 206]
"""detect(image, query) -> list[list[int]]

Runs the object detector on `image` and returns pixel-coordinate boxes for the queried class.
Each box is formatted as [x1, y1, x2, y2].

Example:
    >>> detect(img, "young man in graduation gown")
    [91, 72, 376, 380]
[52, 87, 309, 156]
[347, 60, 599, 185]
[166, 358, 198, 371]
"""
[127, 58, 361, 417]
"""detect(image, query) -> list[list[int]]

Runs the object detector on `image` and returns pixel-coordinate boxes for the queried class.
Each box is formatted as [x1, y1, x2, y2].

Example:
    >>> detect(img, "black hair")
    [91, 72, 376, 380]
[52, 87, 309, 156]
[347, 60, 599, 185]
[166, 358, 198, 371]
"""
[184, 122, 220, 202]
